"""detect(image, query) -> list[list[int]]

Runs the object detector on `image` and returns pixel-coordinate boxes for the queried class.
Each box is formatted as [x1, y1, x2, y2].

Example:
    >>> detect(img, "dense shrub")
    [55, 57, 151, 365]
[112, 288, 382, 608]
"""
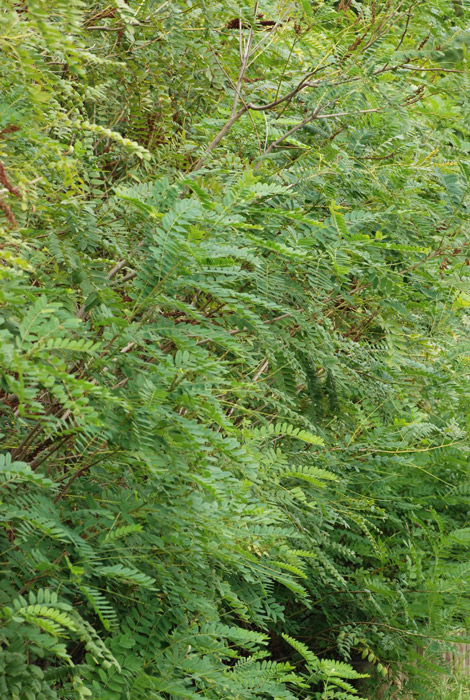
[1, 1, 470, 698]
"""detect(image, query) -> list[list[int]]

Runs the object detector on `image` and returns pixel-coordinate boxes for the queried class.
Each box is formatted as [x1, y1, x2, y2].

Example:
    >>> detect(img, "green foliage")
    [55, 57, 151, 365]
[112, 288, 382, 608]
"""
[1, 0, 470, 698]
[432, 669, 470, 700]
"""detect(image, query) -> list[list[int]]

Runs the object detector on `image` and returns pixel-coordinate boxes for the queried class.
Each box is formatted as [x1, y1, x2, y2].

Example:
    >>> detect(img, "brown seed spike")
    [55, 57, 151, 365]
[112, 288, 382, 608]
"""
[0, 198, 17, 228]
[0, 162, 20, 197]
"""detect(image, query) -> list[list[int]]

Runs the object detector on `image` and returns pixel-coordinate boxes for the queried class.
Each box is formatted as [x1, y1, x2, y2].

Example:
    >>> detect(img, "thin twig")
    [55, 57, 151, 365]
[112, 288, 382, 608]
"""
[107, 259, 128, 280]
[230, 25, 253, 119]
[396, 4, 412, 50]
[248, 3, 294, 59]
[191, 105, 248, 172]
[118, 269, 138, 283]
[256, 106, 380, 164]
[253, 358, 269, 381]
[399, 65, 464, 73]
[53, 456, 103, 503]
[316, 107, 381, 120]
[190, 69, 324, 172]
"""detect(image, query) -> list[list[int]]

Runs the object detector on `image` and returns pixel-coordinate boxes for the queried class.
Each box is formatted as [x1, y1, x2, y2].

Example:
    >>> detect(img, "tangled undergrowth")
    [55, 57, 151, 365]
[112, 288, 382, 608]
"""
[1, 1, 470, 698]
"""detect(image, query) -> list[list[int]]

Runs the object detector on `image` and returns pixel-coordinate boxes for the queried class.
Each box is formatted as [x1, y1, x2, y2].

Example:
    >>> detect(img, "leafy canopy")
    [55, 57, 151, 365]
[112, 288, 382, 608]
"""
[1, 1, 470, 699]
